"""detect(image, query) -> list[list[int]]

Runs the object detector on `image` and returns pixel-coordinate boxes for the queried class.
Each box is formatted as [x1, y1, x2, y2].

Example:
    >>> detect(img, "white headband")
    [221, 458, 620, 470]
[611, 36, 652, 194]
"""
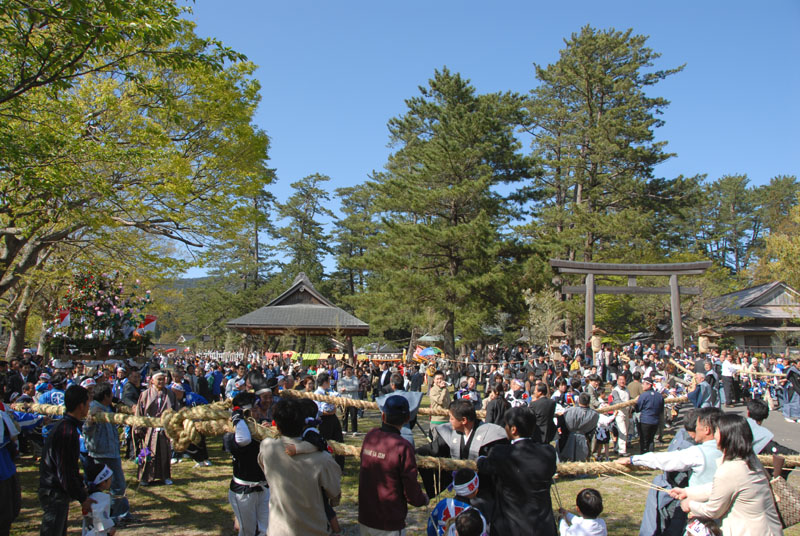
[92, 465, 113, 486]
[452, 473, 479, 496]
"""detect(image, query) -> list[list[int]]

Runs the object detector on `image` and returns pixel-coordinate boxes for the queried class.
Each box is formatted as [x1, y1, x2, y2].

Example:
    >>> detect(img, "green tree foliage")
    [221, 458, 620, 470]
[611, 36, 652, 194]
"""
[522, 26, 688, 266]
[274, 174, 334, 285]
[757, 196, 800, 290]
[0, 21, 270, 301]
[330, 183, 379, 299]
[365, 68, 531, 356]
[691, 175, 799, 275]
[0, 0, 240, 105]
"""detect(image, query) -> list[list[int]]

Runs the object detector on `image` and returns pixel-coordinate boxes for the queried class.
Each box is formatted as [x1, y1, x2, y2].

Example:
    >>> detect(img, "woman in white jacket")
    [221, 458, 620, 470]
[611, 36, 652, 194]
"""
[669, 413, 783, 536]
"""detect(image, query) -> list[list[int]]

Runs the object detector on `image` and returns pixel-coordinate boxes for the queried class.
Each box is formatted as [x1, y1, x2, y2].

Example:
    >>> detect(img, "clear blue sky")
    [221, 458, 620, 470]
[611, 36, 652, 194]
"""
[184, 0, 800, 275]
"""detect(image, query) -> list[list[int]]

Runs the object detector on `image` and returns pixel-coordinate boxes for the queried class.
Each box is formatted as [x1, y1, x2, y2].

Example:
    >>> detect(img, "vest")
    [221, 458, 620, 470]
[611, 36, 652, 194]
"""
[688, 440, 722, 487]
[435, 421, 507, 460]
[223, 433, 267, 493]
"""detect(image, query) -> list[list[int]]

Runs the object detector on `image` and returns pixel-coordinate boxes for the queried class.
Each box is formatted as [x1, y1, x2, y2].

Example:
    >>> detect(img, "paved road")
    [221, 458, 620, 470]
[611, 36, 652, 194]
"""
[727, 402, 800, 452]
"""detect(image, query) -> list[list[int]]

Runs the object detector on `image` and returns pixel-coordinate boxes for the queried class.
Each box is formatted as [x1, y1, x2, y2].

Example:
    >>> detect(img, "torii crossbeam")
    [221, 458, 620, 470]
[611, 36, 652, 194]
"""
[549, 260, 712, 348]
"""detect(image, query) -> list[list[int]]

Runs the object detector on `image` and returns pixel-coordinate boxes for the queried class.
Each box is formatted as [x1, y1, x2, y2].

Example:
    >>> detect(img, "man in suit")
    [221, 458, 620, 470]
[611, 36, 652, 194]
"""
[529, 382, 556, 444]
[378, 362, 392, 397]
[478, 407, 557, 536]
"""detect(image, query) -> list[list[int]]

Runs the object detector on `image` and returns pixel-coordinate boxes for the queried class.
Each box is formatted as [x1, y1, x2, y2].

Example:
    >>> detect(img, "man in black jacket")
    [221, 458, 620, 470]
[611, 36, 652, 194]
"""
[529, 382, 556, 444]
[38, 385, 94, 536]
[478, 407, 557, 536]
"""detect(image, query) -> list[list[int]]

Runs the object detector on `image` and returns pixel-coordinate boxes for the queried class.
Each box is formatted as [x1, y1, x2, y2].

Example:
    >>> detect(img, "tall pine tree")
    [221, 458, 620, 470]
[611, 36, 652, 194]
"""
[275, 174, 334, 285]
[367, 69, 531, 357]
[522, 26, 686, 264]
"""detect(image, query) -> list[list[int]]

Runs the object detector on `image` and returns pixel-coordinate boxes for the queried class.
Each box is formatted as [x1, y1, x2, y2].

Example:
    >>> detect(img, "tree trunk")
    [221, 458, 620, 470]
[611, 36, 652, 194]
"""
[406, 327, 419, 364]
[5, 281, 33, 359]
[37, 322, 48, 356]
[443, 309, 456, 359]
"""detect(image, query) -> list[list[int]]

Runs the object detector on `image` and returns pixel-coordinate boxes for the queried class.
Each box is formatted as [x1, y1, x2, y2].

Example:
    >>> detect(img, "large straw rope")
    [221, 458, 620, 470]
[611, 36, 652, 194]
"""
[670, 357, 786, 378]
[10, 402, 800, 475]
[279, 386, 688, 416]
[598, 395, 688, 414]
[277, 389, 478, 418]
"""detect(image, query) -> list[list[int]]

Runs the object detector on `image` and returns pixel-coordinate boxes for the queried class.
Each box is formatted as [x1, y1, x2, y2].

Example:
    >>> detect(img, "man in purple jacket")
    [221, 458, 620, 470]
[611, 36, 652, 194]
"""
[358, 395, 429, 535]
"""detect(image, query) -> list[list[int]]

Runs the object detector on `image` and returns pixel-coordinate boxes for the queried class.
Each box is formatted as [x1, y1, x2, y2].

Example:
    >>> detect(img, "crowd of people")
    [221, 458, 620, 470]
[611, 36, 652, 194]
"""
[0, 341, 797, 535]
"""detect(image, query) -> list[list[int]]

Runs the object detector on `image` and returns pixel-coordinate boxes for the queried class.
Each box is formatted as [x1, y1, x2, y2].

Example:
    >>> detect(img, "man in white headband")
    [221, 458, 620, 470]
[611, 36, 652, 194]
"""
[134, 369, 174, 485]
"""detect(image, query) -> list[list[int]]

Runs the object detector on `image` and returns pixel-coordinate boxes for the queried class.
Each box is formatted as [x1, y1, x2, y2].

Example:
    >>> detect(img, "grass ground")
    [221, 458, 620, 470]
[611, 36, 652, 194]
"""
[10, 404, 800, 535]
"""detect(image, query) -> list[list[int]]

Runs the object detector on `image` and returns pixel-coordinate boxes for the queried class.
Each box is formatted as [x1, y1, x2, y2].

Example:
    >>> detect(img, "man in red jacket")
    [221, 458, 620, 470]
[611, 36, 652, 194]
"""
[359, 395, 429, 535]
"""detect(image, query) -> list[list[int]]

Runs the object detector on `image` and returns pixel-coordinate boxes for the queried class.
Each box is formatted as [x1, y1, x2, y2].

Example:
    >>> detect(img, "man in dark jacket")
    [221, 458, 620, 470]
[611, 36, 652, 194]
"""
[38, 385, 94, 536]
[121, 369, 142, 460]
[635, 377, 665, 454]
[358, 395, 428, 533]
[529, 382, 556, 443]
[478, 407, 557, 536]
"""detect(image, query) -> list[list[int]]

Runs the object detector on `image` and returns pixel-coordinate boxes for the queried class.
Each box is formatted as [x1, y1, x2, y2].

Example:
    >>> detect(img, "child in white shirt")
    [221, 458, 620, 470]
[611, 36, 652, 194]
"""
[82, 463, 117, 536]
[558, 488, 607, 536]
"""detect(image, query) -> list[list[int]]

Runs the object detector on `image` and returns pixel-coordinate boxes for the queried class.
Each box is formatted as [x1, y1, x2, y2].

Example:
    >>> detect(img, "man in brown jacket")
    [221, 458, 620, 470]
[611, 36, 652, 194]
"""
[358, 395, 428, 535]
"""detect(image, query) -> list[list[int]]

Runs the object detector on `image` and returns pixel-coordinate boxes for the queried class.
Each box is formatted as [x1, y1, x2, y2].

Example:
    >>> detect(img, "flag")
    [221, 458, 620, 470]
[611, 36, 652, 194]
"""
[138, 315, 157, 333]
[58, 310, 70, 328]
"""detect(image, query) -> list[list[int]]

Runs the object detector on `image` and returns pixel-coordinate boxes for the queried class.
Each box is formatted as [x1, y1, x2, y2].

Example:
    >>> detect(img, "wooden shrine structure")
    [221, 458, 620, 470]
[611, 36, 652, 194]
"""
[549, 260, 712, 348]
[227, 273, 369, 356]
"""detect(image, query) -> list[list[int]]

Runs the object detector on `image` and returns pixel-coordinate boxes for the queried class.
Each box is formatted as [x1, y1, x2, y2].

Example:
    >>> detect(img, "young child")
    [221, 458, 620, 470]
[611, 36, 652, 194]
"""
[685, 518, 723, 536]
[592, 412, 615, 461]
[558, 488, 607, 536]
[453, 508, 488, 536]
[427, 468, 488, 536]
[82, 463, 117, 536]
[284, 398, 342, 536]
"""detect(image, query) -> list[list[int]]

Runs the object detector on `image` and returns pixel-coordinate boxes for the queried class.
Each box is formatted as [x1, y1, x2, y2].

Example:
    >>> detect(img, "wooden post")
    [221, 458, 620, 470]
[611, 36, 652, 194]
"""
[670, 274, 683, 347]
[585, 273, 595, 347]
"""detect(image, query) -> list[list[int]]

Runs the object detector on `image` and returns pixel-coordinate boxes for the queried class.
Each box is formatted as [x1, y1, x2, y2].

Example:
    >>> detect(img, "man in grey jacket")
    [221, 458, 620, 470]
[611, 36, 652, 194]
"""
[84, 382, 130, 523]
[337, 364, 360, 434]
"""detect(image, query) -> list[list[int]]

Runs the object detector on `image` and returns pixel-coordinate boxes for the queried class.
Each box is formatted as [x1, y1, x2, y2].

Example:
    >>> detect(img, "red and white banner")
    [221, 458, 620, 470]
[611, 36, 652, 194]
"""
[58, 309, 70, 328]
[138, 315, 157, 332]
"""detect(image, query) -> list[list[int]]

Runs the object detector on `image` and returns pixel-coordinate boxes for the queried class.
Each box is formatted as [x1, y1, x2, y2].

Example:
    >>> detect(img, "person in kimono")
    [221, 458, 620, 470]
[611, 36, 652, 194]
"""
[558, 393, 599, 462]
[134, 370, 174, 485]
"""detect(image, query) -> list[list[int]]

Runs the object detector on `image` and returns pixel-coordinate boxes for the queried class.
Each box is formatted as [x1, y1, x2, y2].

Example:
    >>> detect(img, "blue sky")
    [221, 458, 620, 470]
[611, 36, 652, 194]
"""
[184, 0, 800, 275]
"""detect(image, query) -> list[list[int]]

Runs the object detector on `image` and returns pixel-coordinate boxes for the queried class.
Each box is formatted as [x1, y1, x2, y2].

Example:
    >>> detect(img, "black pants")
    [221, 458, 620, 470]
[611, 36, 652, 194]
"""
[722, 376, 736, 405]
[38, 488, 70, 536]
[0, 474, 21, 536]
[342, 407, 358, 433]
[639, 422, 659, 454]
[186, 436, 209, 462]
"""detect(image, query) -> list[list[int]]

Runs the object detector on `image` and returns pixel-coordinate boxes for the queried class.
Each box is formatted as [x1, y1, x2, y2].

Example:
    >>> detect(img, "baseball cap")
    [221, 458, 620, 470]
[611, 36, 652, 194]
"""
[383, 395, 410, 416]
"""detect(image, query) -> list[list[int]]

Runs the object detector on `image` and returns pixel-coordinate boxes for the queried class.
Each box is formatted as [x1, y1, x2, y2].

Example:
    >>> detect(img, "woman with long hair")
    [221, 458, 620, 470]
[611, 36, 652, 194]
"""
[670, 413, 783, 535]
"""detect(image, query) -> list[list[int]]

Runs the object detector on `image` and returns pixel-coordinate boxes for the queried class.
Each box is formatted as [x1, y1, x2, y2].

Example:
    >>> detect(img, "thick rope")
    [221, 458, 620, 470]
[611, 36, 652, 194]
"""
[277, 389, 483, 418]
[13, 401, 800, 474]
[599, 395, 689, 414]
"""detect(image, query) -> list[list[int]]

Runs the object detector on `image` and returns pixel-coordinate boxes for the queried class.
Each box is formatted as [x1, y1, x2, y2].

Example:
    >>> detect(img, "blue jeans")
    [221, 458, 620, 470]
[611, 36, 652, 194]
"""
[93, 456, 129, 519]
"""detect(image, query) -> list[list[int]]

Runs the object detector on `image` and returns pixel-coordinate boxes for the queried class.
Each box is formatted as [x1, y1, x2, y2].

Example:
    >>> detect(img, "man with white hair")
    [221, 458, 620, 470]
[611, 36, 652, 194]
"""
[134, 371, 174, 485]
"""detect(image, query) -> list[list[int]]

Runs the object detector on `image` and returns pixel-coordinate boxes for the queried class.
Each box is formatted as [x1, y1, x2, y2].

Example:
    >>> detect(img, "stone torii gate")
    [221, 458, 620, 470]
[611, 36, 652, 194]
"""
[549, 260, 712, 348]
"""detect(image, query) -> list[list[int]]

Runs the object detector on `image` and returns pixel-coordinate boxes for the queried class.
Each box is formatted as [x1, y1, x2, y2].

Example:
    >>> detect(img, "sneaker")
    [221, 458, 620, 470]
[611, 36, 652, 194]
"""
[193, 462, 203, 468]
[170, 458, 179, 465]
[786, 418, 795, 423]
[164, 479, 173, 485]
[203, 460, 212, 466]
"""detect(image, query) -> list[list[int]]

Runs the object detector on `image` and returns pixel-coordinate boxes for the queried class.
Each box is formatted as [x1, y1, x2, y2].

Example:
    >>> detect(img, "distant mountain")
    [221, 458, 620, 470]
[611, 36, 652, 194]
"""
[167, 276, 213, 291]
